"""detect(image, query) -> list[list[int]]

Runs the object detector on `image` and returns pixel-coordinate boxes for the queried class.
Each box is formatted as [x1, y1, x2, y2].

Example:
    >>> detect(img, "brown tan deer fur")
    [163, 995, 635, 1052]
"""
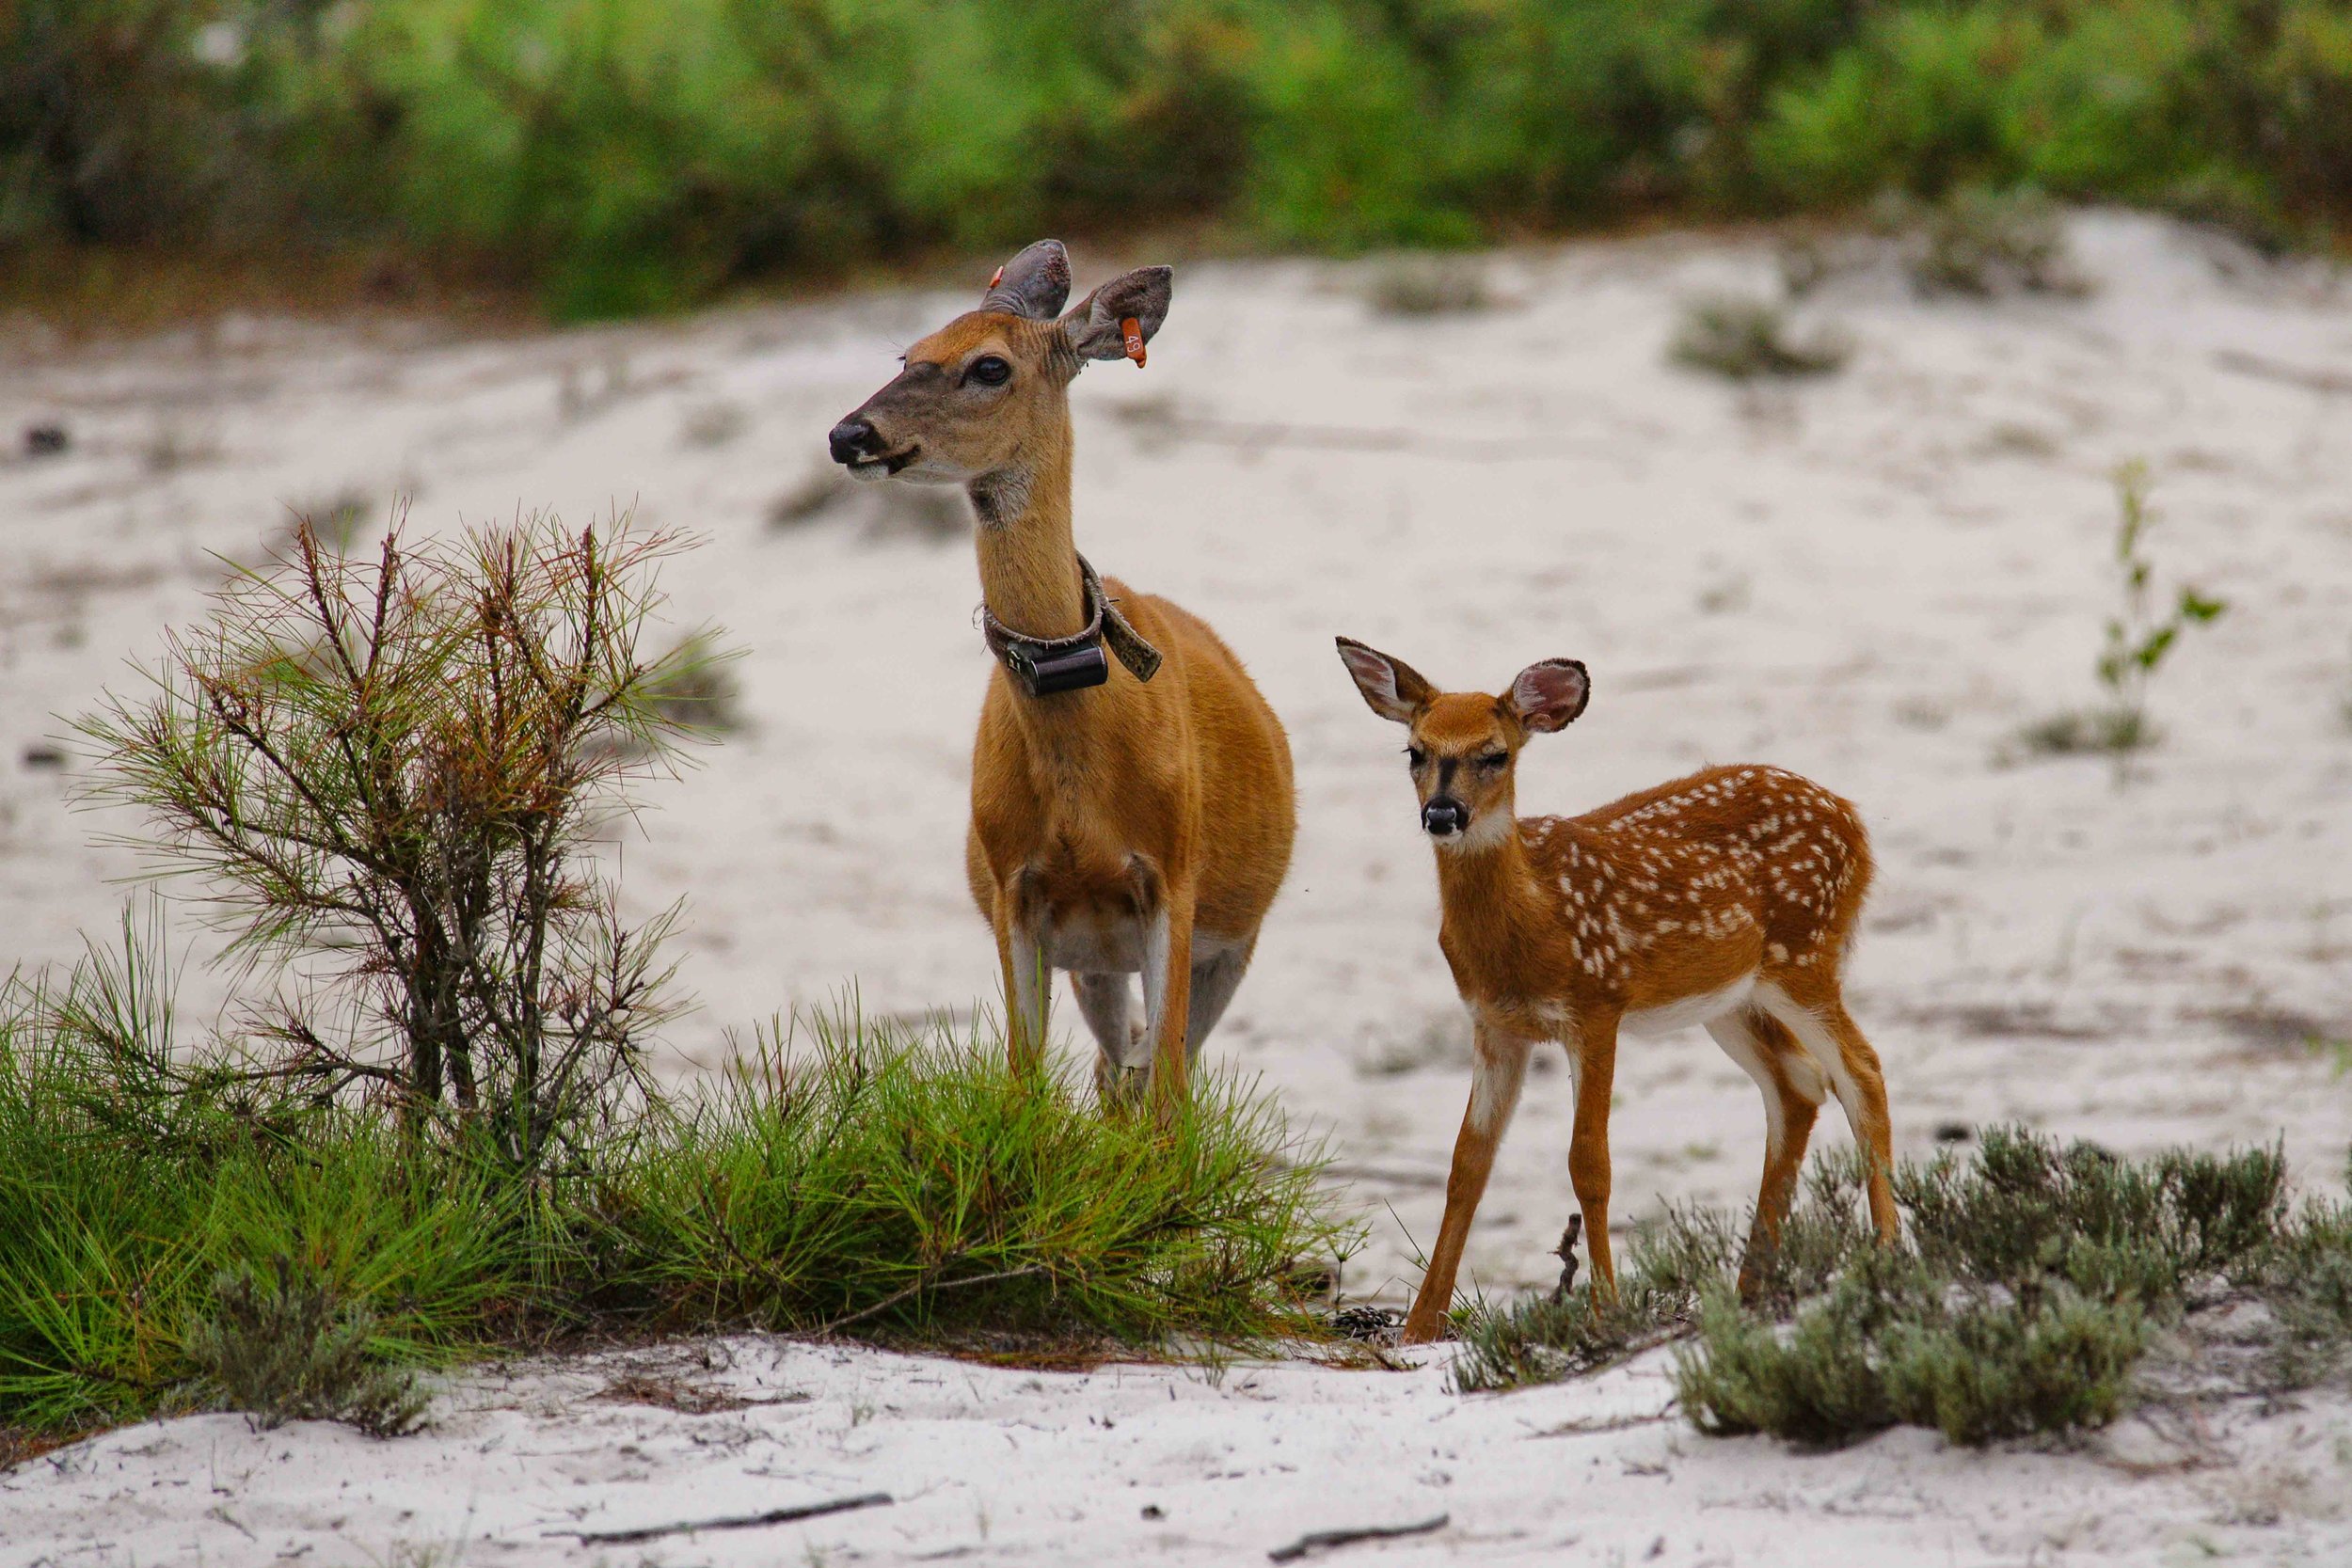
[1335, 638, 1899, 1344]
[830, 242, 1295, 1110]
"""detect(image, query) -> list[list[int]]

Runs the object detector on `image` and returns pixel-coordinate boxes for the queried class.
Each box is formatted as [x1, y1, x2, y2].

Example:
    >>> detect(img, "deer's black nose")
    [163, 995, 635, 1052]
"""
[1422, 798, 1468, 837]
[829, 417, 882, 466]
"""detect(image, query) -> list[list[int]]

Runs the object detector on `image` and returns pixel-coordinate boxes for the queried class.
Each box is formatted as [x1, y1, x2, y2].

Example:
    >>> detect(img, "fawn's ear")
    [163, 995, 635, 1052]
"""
[1336, 637, 1435, 724]
[1060, 266, 1173, 365]
[979, 240, 1072, 320]
[1507, 658, 1591, 735]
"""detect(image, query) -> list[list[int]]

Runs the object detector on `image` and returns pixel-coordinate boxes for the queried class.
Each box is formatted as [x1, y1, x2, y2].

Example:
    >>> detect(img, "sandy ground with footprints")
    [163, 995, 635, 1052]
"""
[3, 211, 2350, 1564]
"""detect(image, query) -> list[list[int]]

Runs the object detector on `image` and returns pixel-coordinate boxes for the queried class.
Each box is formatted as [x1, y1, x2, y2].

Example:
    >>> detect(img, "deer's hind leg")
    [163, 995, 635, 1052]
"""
[1707, 1006, 1826, 1297]
[1758, 974, 1898, 1243]
[1073, 973, 1147, 1108]
[1183, 937, 1255, 1058]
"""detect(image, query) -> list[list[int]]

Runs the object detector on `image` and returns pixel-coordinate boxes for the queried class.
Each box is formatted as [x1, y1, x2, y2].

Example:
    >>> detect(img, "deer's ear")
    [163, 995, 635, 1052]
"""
[1507, 658, 1591, 735]
[1060, 266, 1172, 364]
[1336, 637, 1435, 724]
[980, 240, 1072, 320]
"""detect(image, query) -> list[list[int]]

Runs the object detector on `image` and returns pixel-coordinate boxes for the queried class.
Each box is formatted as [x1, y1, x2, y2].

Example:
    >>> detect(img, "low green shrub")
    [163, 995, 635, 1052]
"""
[8, 1, 2351, 320]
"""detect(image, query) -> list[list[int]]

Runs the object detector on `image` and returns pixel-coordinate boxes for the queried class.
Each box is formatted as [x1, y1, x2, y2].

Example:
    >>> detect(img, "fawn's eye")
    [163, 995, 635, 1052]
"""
[967, 356, 1012, 388]
[1406, 747, 1426, 770]
[1476, 751, 1508, 771]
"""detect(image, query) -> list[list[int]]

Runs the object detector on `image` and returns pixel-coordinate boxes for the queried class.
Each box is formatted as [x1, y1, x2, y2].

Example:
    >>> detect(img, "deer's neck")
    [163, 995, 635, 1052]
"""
[969, 427, 1084, 640]
[1436, 815, 1599, 1009]
[1435, 820, 1541, 924]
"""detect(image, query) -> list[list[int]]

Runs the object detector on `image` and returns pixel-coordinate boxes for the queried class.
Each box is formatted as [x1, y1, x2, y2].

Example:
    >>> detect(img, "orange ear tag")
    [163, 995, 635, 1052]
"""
[988, 264, 1005, 288]
[1120, 316, 1147, 368]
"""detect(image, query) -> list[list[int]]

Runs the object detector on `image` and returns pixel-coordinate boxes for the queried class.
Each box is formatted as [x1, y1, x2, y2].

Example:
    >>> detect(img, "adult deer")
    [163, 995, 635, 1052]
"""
[829, 242, 1295, 1111]
[1335, 639, 1898, 1344]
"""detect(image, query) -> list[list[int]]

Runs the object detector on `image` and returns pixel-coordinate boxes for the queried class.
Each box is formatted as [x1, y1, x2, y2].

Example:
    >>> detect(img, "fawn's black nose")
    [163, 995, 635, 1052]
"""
[1422, 798, 1468, 837]
[829, 417, 882, 466]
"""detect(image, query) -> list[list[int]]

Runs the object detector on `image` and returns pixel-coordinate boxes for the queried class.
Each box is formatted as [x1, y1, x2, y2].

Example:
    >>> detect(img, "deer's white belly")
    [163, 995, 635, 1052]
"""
[1040, 914, 1149, 974]
[1621, 974, 1757, 1039]
[1040, 914, 1245, 975]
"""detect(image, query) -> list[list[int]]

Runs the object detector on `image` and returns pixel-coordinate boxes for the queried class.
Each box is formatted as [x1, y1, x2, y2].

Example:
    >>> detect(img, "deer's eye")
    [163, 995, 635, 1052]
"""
[967, 356, 1012, 388]
[1406, 747, 1426, 770]
[1476, 751, 1508, 771]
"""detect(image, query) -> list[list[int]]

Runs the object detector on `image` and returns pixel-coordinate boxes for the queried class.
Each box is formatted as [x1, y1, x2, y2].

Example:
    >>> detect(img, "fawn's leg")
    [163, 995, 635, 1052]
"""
[1760, 979, 1899, 1243]
[1706, 1007, 1825, 1296]
[1400, 1018, 1529, 1345]
[1568, 1011, 1623, 1300]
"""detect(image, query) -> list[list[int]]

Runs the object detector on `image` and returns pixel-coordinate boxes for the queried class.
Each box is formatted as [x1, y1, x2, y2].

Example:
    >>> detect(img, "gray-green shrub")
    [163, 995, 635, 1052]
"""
[1456, 1129, 2352, 1449]
[1668, 294, 1851, 381]
[188, 1258, 428, 1436]
[1893, 185, 2087, 297]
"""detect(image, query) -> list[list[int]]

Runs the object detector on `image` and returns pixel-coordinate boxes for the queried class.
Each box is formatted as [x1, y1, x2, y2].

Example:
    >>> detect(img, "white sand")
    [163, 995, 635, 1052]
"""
[3, 211, 2350, 1563]
[8, 1333, 2349, 1567]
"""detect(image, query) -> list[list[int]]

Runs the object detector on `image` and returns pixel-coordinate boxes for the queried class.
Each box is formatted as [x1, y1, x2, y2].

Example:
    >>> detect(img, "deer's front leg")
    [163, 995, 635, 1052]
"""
[994, 872, 1051, 1073]
[1568, 1011, 1623, 1301]
[1400, 1019, 1529, 1345]
[1139, 884, 1196, 1114]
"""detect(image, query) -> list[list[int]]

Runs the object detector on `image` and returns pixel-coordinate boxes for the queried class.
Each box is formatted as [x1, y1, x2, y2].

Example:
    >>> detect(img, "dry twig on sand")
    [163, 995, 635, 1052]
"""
[1268, 1513, 1450, 1561]
[553, 1491, 893, 1544]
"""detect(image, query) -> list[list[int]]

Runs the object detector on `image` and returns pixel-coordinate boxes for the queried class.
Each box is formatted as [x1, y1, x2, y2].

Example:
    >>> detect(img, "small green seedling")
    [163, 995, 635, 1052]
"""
[2095, 461, 2228, 764]
[2016, 462, 2226, 781]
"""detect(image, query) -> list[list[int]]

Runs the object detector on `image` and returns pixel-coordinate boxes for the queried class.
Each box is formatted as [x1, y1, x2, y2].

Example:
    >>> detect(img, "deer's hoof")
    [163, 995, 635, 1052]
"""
[1093, 1057, 1147, 1114]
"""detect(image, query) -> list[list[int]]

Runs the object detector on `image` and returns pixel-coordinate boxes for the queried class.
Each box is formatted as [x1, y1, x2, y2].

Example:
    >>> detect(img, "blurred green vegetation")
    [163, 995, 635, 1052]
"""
[6, 0, 2349, 320]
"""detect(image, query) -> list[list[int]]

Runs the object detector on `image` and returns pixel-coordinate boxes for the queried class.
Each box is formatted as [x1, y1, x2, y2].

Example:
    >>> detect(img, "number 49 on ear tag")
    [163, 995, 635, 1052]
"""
[1120, 316, 1147, 368]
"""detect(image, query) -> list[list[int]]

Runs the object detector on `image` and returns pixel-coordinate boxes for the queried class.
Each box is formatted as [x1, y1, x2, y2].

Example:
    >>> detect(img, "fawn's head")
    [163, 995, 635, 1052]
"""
[1336, 638, 1590, 851]
[827, 240, 1171, 507]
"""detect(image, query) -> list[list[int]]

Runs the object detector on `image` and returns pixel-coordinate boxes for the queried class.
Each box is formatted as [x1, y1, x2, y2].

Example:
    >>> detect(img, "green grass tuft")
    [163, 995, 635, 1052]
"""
[0, 968, 1356, 1446]
[605, 1010, 1357, 1349]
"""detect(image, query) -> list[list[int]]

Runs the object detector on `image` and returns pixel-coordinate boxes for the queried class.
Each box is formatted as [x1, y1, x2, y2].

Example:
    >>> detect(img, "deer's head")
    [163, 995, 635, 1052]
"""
[1336, 638, 1590, 851]
[827, 240, 1171, 508]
